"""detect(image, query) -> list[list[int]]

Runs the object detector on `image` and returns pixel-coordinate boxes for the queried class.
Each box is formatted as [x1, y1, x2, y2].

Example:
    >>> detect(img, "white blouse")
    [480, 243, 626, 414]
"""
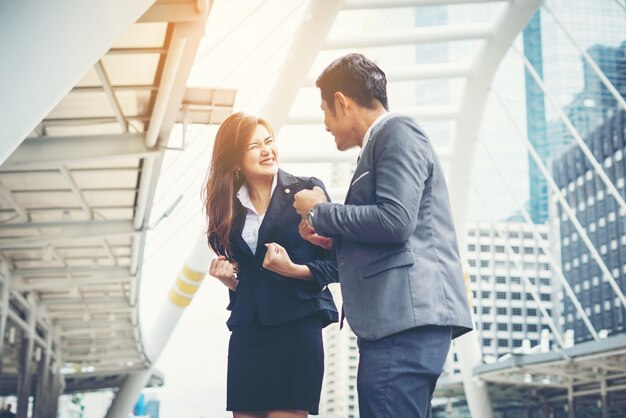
[236, 176, 278, 254]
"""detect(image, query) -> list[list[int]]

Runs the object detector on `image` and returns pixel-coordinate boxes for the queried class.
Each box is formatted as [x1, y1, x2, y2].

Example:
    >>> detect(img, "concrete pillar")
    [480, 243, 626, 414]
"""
[33, 337, 52, 417]
[45, 369, 63, 418]
[568, 384, 576, 418]
[0, 280, 9, 377]
[16, 313, 35, 418]
[541, 398, 550, 418]
[601, 378, 609, 418]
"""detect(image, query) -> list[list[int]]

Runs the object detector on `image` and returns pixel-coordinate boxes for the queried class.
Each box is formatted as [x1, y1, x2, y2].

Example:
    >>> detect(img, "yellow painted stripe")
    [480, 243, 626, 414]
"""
[182, 265, 204, 282]
[464, 271, 474, 307]
[176, 278, 200, 295]
[169, 289, 191, 307]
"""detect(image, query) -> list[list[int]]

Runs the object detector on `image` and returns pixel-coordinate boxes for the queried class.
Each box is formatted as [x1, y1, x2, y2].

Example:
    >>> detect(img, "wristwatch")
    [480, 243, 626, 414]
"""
[307, 206, 316, 229]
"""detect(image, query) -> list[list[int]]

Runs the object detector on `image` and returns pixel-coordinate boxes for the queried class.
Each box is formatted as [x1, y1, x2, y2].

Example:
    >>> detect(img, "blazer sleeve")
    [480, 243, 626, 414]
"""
[313, 118, 433, 244]
[226, 289, 236, 310]
[304, 177, 339, 290]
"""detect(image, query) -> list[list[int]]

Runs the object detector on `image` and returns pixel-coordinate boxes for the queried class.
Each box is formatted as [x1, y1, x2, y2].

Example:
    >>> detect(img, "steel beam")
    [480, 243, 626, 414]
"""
[324, 23, 492, 49]
[343, 0, 508, 9]
[1, 133, 157, 171]
[0, 220, 138, 249]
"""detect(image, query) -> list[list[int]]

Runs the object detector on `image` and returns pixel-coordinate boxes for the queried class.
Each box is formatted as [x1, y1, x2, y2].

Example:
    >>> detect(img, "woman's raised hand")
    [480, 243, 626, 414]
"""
[262, 243, 297, 277]
[209, 255, 239, 291]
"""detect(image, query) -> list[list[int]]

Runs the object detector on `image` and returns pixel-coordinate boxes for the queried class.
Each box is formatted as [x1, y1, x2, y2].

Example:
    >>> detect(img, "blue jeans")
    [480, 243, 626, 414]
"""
[357, 325, 452, 418]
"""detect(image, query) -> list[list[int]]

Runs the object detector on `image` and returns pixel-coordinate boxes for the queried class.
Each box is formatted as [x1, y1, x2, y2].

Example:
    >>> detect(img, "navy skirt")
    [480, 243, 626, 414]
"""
[227, 314, 324, 414]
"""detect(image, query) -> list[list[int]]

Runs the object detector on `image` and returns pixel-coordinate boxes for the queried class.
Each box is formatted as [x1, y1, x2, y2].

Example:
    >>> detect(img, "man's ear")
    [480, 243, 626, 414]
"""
[334, 92, 349, 115]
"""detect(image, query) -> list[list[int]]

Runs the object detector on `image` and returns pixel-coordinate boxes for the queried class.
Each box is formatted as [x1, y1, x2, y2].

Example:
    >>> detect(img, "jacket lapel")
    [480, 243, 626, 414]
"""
[254, 169, 298, 255]
[231, 204, 253, 256]
[344, 114, 394, 203]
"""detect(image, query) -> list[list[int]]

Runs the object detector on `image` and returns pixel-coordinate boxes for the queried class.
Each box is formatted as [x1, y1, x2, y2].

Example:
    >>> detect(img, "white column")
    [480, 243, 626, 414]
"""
[448, 1, 543, 417]
[258, 0, 344, 133]
[104, 234, 212, 418]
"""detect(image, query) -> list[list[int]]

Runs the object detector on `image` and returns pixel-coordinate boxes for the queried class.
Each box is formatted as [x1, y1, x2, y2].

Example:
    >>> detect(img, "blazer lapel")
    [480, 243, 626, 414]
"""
[344, 114, 394, 203]
[255, 169, 298, 255]
[231, 204, 253, 256]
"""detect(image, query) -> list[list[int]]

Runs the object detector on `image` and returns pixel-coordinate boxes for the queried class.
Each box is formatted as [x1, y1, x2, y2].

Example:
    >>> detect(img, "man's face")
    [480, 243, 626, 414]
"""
[321, 97, 359, 151]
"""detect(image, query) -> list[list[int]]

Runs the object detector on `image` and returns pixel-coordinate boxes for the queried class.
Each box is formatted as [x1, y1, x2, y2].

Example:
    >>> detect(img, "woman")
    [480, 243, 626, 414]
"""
[203, 112, 338, 418]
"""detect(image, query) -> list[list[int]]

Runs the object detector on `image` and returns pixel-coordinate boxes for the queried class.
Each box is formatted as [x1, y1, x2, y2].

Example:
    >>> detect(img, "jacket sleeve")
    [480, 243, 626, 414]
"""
[226, 289, 236, 310]
[304, 177, 339, 290]
[313, 118, 433, 244]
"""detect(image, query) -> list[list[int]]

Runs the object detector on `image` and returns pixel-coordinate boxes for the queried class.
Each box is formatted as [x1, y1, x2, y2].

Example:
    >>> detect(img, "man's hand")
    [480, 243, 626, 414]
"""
[299, 218, 334, 250]
[293, 186, 327, 217]
[209, 256, 238, 291]
[262, 243, 296, 276]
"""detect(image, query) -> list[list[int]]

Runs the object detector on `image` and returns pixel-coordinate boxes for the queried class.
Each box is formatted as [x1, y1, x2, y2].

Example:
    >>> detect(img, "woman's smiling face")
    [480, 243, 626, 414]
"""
[239, 124, 279, 181]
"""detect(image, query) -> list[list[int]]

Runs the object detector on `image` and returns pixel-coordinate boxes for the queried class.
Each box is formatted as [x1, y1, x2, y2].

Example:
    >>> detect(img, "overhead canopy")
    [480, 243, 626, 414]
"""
[0, 0, 235, 395]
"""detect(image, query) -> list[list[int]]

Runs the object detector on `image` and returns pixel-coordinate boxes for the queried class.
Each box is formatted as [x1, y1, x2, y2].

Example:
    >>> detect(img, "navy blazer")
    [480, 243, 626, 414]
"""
[223, 169, 338, 329]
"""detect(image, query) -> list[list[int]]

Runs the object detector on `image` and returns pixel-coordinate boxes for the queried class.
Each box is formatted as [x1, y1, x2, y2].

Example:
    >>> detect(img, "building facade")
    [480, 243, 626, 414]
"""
[523, 0, 626, 224]
[551, 108, 626, 343]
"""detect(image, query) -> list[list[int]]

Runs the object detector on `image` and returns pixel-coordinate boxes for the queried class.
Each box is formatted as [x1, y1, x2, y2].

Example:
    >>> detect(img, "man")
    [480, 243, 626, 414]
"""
[294, 53, 473, 418]
[0, 404, 16, 418]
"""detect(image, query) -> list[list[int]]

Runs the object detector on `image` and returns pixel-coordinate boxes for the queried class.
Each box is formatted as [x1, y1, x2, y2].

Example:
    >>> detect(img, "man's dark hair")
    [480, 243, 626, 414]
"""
[316, 53, 389, 114]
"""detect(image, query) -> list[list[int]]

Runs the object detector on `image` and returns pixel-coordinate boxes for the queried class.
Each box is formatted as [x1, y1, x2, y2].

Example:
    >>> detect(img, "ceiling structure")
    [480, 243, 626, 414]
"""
[0, 0, 235, 398]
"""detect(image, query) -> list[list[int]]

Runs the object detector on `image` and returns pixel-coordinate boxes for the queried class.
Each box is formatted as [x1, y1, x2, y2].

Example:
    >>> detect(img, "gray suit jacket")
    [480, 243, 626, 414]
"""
[313, 114, 473, 341]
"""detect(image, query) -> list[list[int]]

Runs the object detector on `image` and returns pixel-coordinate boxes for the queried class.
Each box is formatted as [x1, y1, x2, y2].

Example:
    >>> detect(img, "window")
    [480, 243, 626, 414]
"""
[540, 293, 551, 301]
[481, 291, 491, 299]
[496, 292, 507, 300]
[512, 292, 521, 300]
[483, 338, 492, 346]
[482, 323, 492, 331]
[497, 307, 508, 315]
[468, 244, 476, 251]
[480, 245, 490, 252]
[512, 308, 522, 316]
[527, 324, 538, 332]
[497, 323, 508, 331]
[481, 307, 491, 315]
[513, 339, 523, 347]
[480, 260, 490, 268]
[498, 339, 509, 347]
[495, 245, 505, 253]
[512, 323, 523, 332]
[470, 275, 476, 283]
[496, 276, 506, 284]
[524, 247, 534, 255]
[468, 260, 476, 267]
[527, 309, 537, 316]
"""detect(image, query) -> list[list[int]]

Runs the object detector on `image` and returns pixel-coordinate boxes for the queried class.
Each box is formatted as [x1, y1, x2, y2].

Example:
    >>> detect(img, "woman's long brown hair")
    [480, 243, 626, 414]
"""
[203, 112, 275, 257]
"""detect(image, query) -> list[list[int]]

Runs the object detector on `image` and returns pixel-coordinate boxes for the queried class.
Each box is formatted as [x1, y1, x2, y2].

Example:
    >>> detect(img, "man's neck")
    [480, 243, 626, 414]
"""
[358, 108, 387, 146]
